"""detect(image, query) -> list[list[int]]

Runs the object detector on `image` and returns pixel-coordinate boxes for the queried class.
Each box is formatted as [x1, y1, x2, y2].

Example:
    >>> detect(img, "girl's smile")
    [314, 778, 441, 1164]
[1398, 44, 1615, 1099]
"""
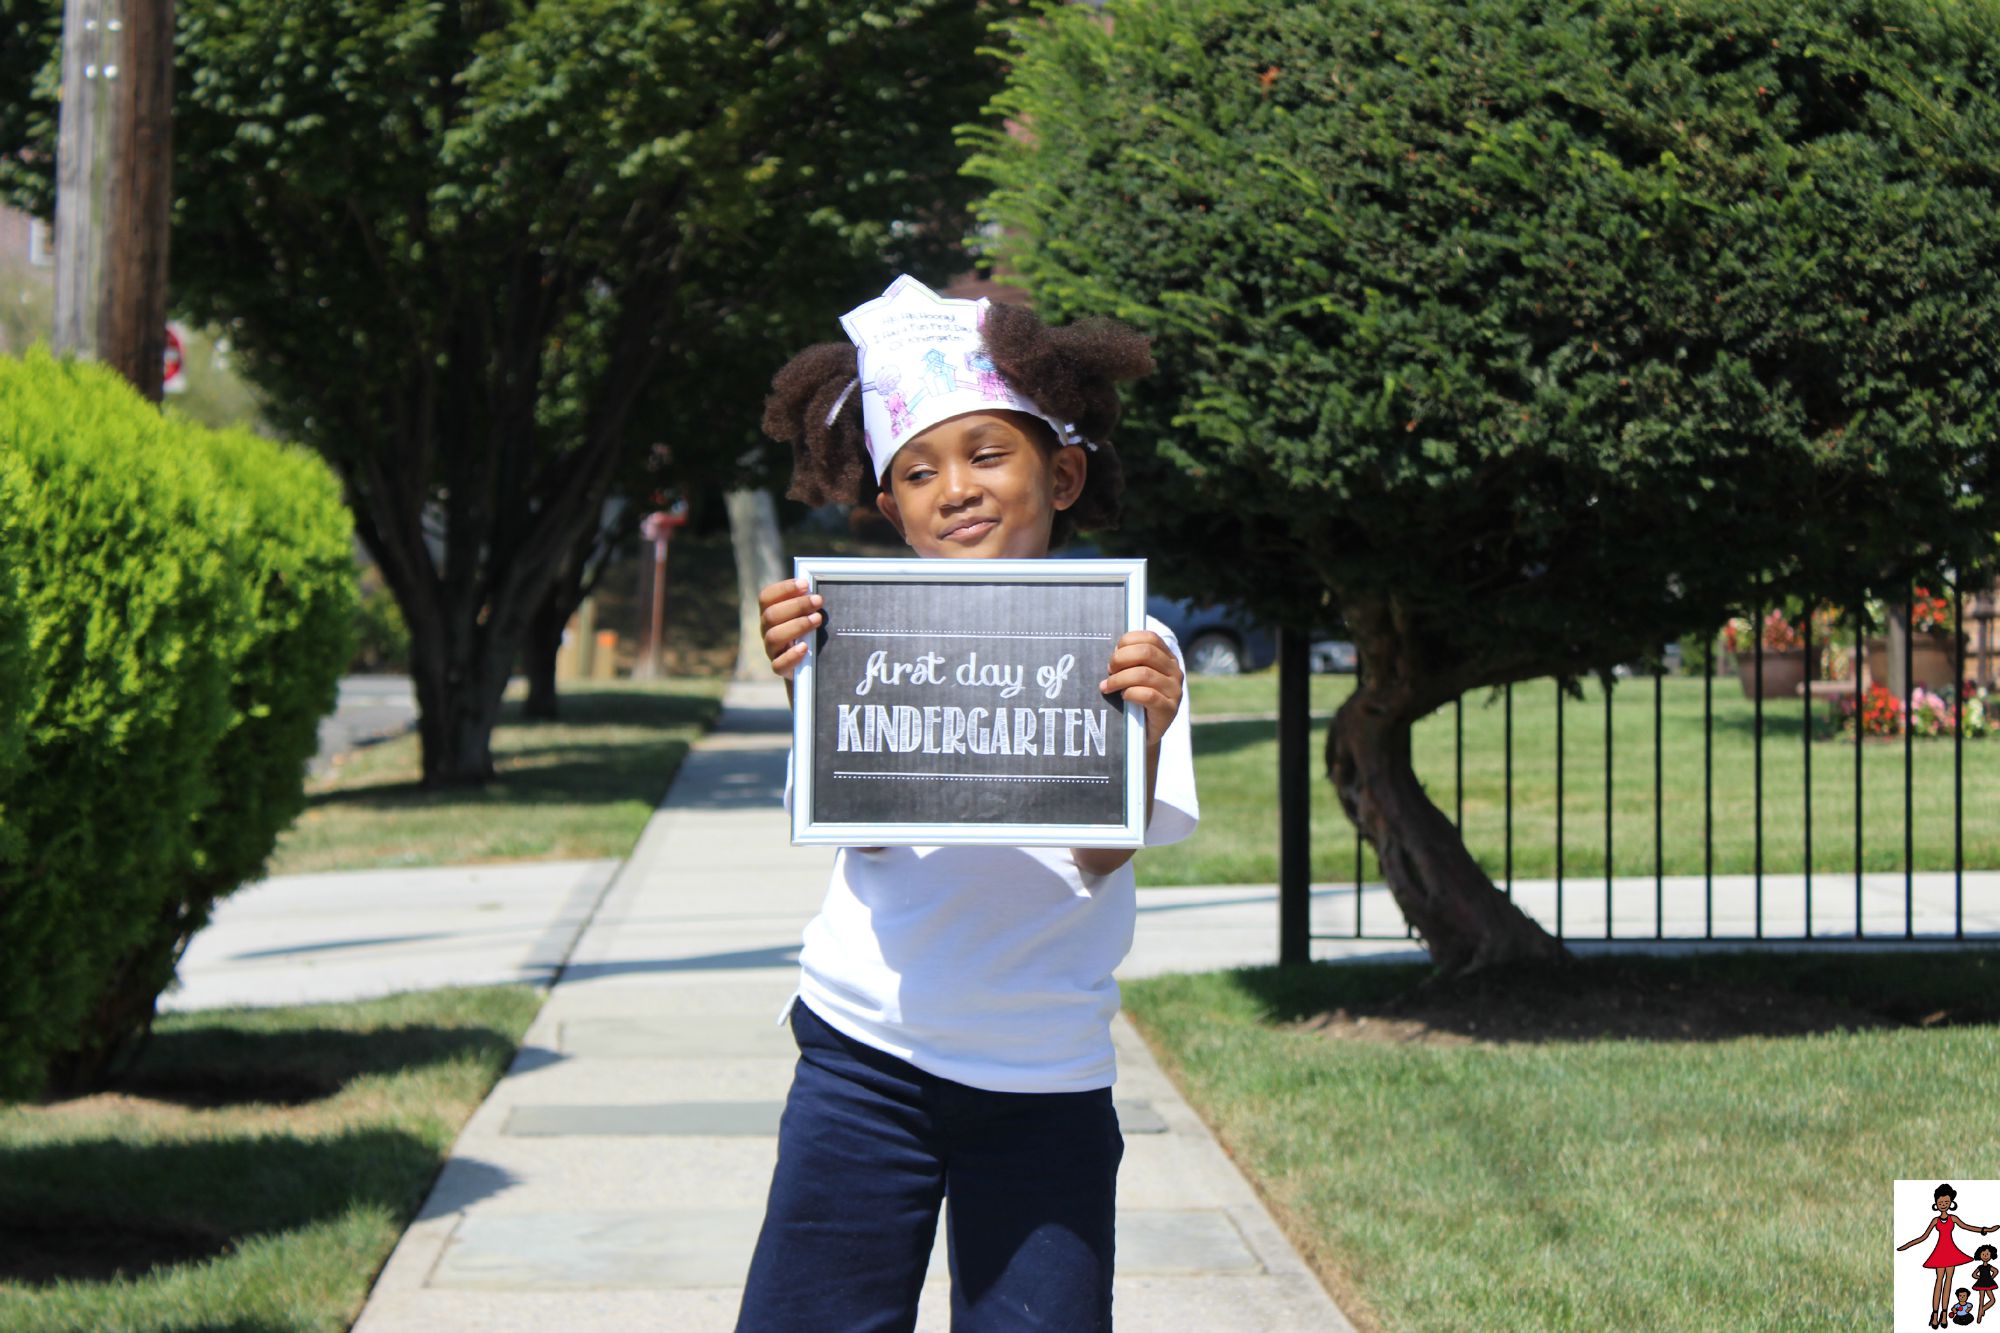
[941, 516, 998, 543]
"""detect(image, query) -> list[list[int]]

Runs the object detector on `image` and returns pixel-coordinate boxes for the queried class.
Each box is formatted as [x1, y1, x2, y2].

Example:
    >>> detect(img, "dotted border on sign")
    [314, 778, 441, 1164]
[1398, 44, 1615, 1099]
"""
[833, 630, 1115, 639]
[830, 772, 1112, 783]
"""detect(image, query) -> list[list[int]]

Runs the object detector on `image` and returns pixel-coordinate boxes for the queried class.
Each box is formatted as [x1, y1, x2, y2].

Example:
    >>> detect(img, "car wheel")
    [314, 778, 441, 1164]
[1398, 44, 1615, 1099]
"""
[1186, 632, 1243, 675]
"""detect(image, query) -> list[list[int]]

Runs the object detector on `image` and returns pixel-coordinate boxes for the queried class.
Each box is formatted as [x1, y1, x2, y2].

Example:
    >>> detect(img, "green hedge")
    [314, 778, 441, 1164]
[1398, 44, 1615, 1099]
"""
[0, 344, 354, 1098]
[0, 452, 28, 869]
[963, 0, 2000, 664]
[55, 418, 358, 1088]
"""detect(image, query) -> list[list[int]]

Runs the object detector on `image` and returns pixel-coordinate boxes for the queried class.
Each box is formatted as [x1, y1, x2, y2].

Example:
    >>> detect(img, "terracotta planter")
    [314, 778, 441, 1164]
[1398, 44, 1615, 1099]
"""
[1865, 632, 1963, 693]
[1737, 647, 1808, 701]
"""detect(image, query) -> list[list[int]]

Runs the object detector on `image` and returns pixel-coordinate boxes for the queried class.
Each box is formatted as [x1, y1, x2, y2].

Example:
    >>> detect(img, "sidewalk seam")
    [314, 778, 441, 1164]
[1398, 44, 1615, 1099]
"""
[536, 704, 738, 992]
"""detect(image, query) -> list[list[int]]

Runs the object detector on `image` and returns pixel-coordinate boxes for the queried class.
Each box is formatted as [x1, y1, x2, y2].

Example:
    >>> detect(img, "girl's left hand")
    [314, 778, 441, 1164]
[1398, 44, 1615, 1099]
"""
[1100, 631, 1184, 749]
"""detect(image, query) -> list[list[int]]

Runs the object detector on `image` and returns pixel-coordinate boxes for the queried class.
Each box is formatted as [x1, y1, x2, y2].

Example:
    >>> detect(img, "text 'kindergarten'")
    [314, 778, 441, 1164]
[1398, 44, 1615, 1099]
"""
[835, 647, 1111, 758]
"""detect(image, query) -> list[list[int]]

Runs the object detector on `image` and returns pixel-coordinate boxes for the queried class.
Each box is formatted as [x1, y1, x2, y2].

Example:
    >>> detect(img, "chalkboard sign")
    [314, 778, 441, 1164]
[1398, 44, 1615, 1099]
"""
[790, 557, 1148, 847]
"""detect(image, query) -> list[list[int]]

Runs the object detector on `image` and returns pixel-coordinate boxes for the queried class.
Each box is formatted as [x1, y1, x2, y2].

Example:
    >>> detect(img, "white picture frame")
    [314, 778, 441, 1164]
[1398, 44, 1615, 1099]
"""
[790, 556, 1148, 847]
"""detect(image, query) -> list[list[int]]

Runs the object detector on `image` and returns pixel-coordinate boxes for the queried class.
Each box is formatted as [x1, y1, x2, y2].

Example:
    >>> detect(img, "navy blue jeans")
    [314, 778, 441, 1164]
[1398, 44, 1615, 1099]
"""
[734, 999, 1123, 1332]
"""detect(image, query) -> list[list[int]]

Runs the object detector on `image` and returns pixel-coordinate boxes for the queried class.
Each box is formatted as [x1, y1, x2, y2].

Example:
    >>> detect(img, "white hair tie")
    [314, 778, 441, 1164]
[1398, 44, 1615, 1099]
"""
[1059, 422, 1099, 452]
[824, 376, 859, 429]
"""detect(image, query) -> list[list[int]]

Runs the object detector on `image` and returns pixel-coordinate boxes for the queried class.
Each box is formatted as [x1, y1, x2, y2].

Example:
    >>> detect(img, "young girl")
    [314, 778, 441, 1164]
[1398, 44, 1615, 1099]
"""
[735, 274, 1196, 1332]
[1971, 1245, 1998, 1324]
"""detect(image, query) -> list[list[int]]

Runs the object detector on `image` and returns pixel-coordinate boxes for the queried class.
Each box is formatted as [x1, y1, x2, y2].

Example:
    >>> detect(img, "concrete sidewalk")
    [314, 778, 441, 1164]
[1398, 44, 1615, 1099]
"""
[161, 859, 617, 1013]
[351, 679, 1356, 1332]
[312, 675, 420, 777]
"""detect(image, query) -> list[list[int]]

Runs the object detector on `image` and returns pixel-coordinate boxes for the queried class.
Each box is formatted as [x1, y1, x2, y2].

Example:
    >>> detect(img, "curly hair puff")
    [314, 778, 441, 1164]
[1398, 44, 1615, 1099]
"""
[761, 301, 1153, 549]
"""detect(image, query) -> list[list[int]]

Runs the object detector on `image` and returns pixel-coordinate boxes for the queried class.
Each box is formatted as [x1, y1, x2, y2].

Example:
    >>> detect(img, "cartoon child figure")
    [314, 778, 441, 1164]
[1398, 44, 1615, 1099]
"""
[1899, 1184, 1998, 1329]
[1971, 1245, 1998, 1324]
[1953, 1290, 1977, 1326]
[916, 346, 957, 402]
[964, 348, 1008, 401]
[873, 370, 911, 438]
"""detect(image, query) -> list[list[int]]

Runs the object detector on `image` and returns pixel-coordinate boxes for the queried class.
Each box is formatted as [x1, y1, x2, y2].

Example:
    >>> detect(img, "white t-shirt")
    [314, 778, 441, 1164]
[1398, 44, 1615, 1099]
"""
[782, 614, 1199, 1093]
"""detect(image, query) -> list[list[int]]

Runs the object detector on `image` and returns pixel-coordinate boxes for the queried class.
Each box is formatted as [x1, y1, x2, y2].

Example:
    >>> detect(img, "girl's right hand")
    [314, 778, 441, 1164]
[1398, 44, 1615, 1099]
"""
[759, 577, 823, 681]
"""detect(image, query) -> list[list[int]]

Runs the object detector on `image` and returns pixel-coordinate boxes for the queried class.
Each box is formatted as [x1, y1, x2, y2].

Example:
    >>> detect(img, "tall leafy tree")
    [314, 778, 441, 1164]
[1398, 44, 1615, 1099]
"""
[2, 0, 1002, 782]
[968, 0, 2000, 974]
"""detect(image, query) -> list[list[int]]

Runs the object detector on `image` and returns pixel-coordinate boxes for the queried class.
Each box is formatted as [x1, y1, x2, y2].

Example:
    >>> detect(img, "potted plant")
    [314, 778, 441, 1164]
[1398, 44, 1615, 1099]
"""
[1862, 586, 1965, 692]
[1721, 607, 1810, 701]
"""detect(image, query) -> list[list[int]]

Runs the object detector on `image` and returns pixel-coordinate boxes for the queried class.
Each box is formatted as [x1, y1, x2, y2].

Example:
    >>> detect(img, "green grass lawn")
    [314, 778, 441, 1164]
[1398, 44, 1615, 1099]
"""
[1158, 671, 2000, 887]
[0, 985, 540, 1332]
[269, 679, 727, 875]
[1124, 950, 2000, 1333]
[0, 680, 725, 1326]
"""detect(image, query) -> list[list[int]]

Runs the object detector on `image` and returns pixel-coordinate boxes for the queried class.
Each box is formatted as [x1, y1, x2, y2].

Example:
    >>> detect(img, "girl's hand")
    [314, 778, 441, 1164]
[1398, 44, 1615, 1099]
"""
[760, 577, 823, 681]
[1099, 630, 1183, 749]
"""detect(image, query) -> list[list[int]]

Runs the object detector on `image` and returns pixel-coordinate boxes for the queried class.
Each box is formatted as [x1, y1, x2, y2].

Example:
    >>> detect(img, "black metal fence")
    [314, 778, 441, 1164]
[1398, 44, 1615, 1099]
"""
[1280, 570, 2000, 958]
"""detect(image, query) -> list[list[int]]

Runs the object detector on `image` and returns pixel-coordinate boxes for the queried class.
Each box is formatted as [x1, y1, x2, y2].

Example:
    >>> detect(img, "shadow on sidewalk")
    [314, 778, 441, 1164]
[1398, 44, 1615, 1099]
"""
[712, 705, 792, 734]
[559, 945, 801, 983]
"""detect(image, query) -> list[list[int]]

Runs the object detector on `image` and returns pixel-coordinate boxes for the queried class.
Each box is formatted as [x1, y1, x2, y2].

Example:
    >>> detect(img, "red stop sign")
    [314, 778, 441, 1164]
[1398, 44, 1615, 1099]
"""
[162, 324, 185, 394]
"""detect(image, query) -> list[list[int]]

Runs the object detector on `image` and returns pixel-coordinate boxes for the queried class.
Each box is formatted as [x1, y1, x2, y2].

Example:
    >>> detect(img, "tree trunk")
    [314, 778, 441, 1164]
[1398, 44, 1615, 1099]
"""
[523, 498, 632, 719]
[40, 892, 197, 1096]
[337, 266, 676, 788]
[728, 488, 788, 680]
[523, 554, 582, 721]
[407, 599, 514, 787]
[522, 589, 565, 720]
[1326, 679, 1571, 978]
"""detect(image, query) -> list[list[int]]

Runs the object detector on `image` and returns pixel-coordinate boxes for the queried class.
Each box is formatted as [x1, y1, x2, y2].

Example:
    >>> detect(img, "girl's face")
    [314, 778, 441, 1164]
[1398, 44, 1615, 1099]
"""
[1939, 1195, 1957, 1213]
[875, 410, 1085, 560]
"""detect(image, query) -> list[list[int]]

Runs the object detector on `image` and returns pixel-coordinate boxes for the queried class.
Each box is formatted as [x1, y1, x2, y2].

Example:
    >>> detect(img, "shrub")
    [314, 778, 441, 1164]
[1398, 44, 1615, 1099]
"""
[51, 418, 356, 1089]
[0, 452, 28, 867]
[965, 0, 2000, 972]
[0, 344, 352, 1097]
[0, 345, 248, 1097]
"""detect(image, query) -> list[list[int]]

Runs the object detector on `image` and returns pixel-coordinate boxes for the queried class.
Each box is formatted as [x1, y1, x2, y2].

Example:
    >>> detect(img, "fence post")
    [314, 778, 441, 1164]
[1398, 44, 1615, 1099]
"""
[1278, 625, 1311, 965]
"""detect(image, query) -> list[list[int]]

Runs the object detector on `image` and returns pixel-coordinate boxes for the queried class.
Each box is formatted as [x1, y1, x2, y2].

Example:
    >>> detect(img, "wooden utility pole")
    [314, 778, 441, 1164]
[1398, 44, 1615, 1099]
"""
[52, 0, 174, 403]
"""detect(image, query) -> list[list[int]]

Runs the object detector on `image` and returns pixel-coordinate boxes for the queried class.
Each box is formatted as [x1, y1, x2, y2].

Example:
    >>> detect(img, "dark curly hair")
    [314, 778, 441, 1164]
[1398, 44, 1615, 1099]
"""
[761, 300, 1153, 549]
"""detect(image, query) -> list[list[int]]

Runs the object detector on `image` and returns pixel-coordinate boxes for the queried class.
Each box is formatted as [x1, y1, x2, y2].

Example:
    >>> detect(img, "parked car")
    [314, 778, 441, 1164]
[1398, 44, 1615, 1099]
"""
[1309, 639, 1357, 673]
[1053, 542, 1303, 675]
[1153, 596, 1277, 674]
[1613, 643, 1684, 678]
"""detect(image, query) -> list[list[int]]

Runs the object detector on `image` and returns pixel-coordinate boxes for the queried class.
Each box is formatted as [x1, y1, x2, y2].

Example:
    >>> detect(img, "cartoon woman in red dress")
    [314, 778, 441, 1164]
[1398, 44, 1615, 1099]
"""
[1900, 1184, 1998, 1328]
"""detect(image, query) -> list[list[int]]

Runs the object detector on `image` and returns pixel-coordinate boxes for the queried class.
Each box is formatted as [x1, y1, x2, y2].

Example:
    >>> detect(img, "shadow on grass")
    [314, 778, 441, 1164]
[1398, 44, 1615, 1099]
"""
[1707, 707, 1845, 744]
[499, 687, 724, 731]
[1225, 947, 2000, 1045]
[94, 1022, 520, 1108]
[304, 685, 723, 809]
[304, 740, 695, 813]
[1189, 717, 1295, 760]
[0, 1124, 490, 1285]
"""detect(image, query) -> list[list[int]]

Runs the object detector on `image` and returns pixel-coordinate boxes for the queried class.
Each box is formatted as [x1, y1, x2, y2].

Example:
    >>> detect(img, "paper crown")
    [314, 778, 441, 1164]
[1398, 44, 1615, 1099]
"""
[831, 274, 1091, 482]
